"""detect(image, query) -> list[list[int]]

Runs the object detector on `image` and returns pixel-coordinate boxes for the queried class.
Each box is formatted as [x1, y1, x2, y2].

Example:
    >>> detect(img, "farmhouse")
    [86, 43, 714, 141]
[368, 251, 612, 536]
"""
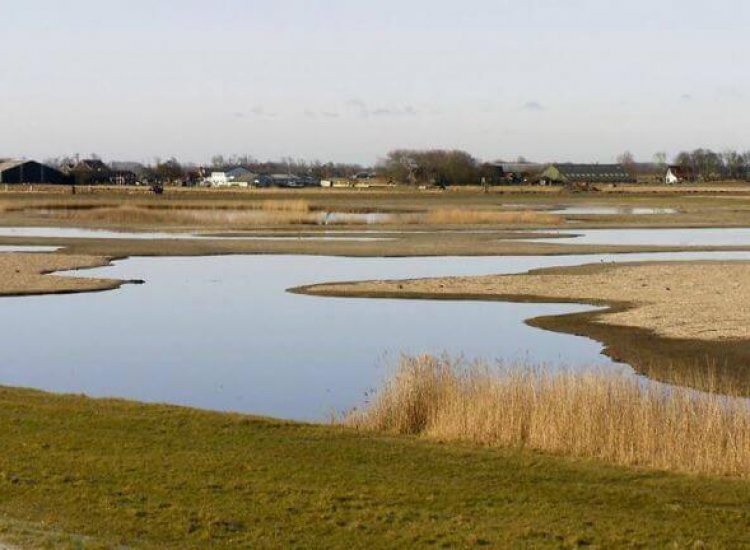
[64, 158, 136, 185]
[539, 164, 636, 185]
[665, 165, 695, 184]
[225, 167, 254, 180]
[0, 160, 67, 184]
[492, 162, 545, 184]
[205, 168, 257, 187]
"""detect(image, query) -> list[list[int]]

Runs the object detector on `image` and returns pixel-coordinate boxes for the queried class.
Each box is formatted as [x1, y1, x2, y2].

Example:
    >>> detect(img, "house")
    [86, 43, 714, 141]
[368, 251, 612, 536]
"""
[64, 158, 118, 185]
[538, 164, 636, 185]
[665, 165, 695, 184]
[205, 170, 256, 188]
[225, 167, 253, 180]
[110, 170, 137, 185]
[207, 172, 230, 186]
[231, 171, 259, 186]
[0, 160, 68, 184]
[352, 172, 375, 180]
[492, 162, 545, 184]
[75, 159, 110, 173]
[270, 174, 303, 188]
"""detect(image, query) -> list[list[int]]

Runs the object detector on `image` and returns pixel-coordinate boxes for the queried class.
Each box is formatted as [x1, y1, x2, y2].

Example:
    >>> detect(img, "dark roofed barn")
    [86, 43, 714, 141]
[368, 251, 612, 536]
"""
[0, 160, 68, 184]
[539, 164, 636, 185]
[74, 159, 111, 173]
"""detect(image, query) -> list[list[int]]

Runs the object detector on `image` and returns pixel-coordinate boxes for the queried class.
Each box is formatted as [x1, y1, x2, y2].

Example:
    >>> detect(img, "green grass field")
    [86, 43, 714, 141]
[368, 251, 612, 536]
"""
[1, 386, 749, 548]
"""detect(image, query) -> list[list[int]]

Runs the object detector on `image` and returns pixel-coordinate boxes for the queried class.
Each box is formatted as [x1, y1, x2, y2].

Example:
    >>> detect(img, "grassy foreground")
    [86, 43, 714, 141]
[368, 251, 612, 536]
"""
[1, 387, 750, 547]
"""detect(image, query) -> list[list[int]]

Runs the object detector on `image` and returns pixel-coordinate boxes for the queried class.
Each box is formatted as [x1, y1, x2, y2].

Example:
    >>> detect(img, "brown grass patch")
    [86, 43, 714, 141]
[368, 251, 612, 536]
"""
[415, 208, 562, 225]
[27, 200, 317, 227]
[347, 354, 750, 478]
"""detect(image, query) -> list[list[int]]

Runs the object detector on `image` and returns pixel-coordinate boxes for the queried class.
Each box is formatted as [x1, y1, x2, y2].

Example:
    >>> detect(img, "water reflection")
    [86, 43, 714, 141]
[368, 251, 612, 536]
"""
[0, 251, 748, 419]
[531, 227, 750, 247]
[550, 206, 677, 215]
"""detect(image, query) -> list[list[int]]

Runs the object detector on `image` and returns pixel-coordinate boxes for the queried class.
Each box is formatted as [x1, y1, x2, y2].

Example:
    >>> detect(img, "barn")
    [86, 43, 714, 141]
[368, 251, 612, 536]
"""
[0, 160, 68, 184]
[539, 164, 636, 185]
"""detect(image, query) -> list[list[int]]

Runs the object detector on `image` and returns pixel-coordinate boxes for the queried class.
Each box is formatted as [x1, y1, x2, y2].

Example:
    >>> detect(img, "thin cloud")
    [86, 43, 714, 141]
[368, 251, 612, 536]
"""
[346, 99, 369, 118]
[522, 101, 545, 112]
[303, 109, 340, 119]
[247, 106, 277, 118]
[346, 99, 418, 118]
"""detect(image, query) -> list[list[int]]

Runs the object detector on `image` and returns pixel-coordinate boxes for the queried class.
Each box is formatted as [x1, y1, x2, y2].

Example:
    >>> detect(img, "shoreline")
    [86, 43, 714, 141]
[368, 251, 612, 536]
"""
[293, 260, 750, 393]
[5, 245, 750, 391]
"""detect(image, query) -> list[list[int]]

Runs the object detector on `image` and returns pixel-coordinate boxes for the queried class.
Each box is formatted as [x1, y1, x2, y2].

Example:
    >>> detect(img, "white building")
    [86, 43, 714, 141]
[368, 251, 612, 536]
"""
[205, 172, 249, 188]
[665, 166, 692, 185]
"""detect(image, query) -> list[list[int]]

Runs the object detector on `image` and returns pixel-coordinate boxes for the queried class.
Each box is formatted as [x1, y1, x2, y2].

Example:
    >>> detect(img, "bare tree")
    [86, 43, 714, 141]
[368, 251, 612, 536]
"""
[617, 151, 637, 177]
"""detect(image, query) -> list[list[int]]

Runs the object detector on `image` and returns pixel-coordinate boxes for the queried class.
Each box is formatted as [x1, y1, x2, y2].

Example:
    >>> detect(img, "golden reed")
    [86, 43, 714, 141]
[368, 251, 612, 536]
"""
[346, 355, 750, 477]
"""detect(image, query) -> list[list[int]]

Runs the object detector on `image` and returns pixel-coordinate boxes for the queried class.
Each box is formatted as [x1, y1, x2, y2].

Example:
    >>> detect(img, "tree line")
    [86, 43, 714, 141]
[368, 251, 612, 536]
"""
[44, 147, 750, 186]
[672, 149, 750, 181]
[43, 154, 369, 184]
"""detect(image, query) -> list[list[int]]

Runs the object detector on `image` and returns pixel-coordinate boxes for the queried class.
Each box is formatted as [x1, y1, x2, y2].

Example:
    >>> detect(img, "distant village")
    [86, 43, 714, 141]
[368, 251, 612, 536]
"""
[1, 148, 748, 190]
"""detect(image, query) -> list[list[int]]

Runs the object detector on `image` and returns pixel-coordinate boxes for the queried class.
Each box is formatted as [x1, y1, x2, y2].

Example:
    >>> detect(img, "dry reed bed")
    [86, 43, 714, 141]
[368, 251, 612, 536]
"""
[13, 200, 316, 226]
[7, 201, 563, 227]
[407, 208, 563, 225]
[0, 199, 311, 214]
[347, 355, 750, 478]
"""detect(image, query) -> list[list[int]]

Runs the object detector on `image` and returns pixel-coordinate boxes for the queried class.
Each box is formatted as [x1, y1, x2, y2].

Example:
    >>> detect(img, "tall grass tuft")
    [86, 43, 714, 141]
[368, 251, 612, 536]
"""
[347, 355, 750, 477]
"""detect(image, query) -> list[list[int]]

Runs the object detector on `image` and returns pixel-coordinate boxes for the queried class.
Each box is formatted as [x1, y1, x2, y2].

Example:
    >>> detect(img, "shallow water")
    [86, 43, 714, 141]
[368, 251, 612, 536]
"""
[321, 212, 393, 224]
[0, 226, 390, 241]
[2, 250, 750, 420]
[0, 245, 59, 252]
[531, 227, 750, 247]
[550, 206, 677, 215]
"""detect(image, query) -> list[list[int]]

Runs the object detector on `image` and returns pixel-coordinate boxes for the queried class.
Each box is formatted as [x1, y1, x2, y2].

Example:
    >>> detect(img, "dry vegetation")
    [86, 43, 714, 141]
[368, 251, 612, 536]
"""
[2, 198, 564, 228]
[414, 208, 563, 225]
[347, 354, 750, 478]
[19, 200, 317, 227]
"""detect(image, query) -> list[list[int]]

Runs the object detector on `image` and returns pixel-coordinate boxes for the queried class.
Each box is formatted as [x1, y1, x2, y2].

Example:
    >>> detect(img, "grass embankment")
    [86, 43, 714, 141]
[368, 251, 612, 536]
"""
[349, 355, 750, 478]
[2, 385, 750, 548]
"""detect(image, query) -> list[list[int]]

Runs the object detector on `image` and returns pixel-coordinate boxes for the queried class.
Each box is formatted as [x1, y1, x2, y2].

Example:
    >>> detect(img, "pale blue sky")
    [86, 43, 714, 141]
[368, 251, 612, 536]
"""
[1, 0, 748, 164]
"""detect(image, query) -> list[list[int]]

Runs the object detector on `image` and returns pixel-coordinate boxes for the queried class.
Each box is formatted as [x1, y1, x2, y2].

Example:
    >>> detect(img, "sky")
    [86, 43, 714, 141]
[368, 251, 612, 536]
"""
[0, 0, 748, 165]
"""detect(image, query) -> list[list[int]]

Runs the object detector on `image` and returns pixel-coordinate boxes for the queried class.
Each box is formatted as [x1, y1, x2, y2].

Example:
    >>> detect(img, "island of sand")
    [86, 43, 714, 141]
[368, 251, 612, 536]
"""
[0, 253, 121, 296]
